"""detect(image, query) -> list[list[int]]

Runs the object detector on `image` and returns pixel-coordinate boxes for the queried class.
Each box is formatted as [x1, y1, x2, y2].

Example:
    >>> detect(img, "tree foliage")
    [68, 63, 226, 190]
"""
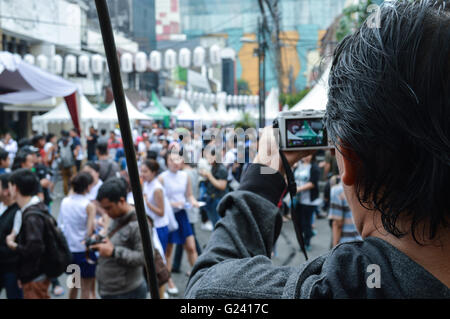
[280, 88, 312, 109]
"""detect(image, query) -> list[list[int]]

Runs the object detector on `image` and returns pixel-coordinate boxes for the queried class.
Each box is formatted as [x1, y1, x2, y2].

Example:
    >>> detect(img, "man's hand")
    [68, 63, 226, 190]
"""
[254, 126, 316, 176]
[90, 238, 114, 257]
[6, 233, 18, 251]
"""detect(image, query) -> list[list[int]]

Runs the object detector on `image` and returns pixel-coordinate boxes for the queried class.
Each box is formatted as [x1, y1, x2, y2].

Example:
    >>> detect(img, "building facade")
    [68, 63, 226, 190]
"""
[179, 0, 350, 94]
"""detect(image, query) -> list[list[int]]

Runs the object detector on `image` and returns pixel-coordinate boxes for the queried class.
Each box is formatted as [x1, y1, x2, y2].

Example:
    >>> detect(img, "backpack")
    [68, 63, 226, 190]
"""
[59, 140, 75, 168]
[25, 205, 72, 278]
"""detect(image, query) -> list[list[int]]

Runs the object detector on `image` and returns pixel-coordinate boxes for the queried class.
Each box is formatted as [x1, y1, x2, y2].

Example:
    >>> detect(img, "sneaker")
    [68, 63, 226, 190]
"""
[167, 286, 179, 296]
[201, 221, 214, 232]
[312, 229, 318, 237]
[305, 245, 312, 252]
[163, 292, 169, 299]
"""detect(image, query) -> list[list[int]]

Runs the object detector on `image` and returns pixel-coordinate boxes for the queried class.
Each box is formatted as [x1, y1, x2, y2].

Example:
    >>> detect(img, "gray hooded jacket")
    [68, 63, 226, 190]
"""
[185, 164, 450, 299]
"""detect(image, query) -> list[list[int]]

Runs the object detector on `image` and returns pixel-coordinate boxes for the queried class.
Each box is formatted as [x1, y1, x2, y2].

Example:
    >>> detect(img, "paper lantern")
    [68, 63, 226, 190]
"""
[178, 48, 191, 68]
[209, 45, 221, 65]
[243, 95, 250, 104]
[238, 95, 244, 105]
[193, 91, 199, 101]
[164, 49, 176, 69]
[186, 90, 193, 100]
[24, 54, 35, 65]
[92, 54, 104, 75]
[120, 53, 133, 73]
[36, 54, 48, 70]
[232, 95, 239, 105]
[135, 52, 147, 73]
[51, 55, 63, 74]
[227, 95, 233, 105]
[78, 55, 90, 75]
[180, 89, 186, 99]
[65, 55, 77, 75]
[193, 47, 206, 67]
[198, 92, 205, 102]
[149, 51, 162, 71]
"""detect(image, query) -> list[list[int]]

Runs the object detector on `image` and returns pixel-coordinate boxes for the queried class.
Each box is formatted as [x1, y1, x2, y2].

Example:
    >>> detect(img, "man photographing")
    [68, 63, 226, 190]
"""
[92, 178, 148, 299]
[185, 0, 450, 298]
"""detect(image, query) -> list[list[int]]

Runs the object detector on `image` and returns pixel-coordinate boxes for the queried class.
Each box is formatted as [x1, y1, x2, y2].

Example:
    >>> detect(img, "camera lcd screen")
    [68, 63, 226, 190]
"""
[286, 118, 327, 148]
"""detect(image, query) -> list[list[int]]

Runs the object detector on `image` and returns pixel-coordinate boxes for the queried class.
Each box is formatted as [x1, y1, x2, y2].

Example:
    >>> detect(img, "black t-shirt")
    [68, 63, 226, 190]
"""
[33, 164, 52, 206]
[87, 133, 98, 157]
[206, 163, 228, 199]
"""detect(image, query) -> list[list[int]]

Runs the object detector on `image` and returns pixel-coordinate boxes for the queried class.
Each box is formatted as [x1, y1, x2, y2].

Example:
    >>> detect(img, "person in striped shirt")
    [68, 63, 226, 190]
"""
[329, 181, 362, 247]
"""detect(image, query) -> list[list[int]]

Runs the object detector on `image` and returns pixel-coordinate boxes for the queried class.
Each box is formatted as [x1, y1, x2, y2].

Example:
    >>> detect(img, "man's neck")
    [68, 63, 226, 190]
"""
[98, 155, 109, 160]
[365, 216, 450, 288]
[16, 195, 32, 209]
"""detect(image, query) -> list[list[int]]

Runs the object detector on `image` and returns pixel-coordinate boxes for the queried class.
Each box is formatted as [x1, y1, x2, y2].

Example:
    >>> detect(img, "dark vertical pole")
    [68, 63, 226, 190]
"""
[258, 18, 264, 129]
[95, 0, 160, 299]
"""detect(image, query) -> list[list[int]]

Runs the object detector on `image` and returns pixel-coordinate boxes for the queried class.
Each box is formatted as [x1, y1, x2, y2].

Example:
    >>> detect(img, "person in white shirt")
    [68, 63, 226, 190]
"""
[158, 147, 199, 296]
[140, 159, 171, 253]
[58, 172, 97, 299]
[82, 162, 109, 237]
[1, 133, 18, 164]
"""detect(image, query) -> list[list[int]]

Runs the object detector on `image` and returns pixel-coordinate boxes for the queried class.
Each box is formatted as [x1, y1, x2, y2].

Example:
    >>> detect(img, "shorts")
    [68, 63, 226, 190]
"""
[156, 226, 169, 253]
[70, 251, 97, 279]
[168, 209, 193, 245]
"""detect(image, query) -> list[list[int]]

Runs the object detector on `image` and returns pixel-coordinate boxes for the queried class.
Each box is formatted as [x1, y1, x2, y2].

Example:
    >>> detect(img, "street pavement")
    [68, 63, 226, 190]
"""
[1, 178, 333, 299]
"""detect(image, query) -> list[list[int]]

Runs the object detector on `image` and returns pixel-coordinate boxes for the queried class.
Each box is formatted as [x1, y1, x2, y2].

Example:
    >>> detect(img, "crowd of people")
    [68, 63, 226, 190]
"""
[0, 121, 353, 299]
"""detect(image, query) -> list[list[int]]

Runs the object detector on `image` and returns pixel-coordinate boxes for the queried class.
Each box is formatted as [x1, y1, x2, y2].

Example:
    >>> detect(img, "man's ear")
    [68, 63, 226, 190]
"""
[337, 146, 358, 186]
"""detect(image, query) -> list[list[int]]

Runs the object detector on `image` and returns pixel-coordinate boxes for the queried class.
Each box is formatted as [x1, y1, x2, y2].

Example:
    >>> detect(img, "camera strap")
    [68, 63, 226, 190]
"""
[273, 120, 309, 261]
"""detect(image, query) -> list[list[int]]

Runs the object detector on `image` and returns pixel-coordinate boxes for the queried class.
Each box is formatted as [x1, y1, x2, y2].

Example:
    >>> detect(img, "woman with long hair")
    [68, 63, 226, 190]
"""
[158, 147, 199, 296]
[58, 172, 97, 299]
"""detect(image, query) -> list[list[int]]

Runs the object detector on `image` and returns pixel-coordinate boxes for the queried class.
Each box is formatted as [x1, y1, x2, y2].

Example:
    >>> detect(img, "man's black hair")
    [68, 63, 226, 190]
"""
[9, 168, 39, 196]
[324, 0, 450, 243]
[84, 161, 100, 173]
[101, 129, 107, 135]
[71, 172, 93, 194]
[11, 149, 32, 171]
[0, 173, 10, 189]
[31, 134, 44, 146]
[96, 142, 108, 155]
[17, 138, 30, 149]
[96, 177, 128, 203]
[46, 133, 55, 142]
[0, 147, 8, 161]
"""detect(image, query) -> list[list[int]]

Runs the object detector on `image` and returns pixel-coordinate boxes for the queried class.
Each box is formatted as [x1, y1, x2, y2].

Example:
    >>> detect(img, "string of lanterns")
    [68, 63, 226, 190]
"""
[173, 88, 259, 106]
[20, 44, 229, 75]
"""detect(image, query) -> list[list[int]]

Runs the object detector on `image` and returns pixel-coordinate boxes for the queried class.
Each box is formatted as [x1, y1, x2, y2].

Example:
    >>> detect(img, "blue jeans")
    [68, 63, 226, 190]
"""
[0, 272, 23, 299]
[100, 281, 148, 299]
[205, 197, 222, 227]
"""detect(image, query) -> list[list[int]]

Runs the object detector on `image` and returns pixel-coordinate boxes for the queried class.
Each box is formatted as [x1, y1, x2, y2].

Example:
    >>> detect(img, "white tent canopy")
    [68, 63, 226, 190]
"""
[103, 95, 151, 122]
[173, 99, 200, 121]
[195, 104, 212, 123]
[292, 64, 331, 111]
[32, 95, 107, 134]
[0, 51, 78, 104]
[265, 87, 280, 122]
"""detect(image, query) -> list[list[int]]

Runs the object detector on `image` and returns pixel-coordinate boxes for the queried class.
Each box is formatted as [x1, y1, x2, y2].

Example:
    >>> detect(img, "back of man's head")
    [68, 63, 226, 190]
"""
[0, 147, 8, 162]
[325, 0, 450, 243]
[0, 173, 10, 192]
[96, 177, 128, 204]
[9, 168, 39, 197]
[96, 143, 108, 156]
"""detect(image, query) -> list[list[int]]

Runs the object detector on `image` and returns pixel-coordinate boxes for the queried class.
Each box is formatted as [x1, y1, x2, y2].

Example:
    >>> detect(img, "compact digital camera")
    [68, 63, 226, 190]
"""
[277, 109, 331, 151]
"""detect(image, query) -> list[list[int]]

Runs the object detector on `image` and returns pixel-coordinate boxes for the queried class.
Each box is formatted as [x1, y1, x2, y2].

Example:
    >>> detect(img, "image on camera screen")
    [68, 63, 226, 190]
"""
[286, 118, 326, 148]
